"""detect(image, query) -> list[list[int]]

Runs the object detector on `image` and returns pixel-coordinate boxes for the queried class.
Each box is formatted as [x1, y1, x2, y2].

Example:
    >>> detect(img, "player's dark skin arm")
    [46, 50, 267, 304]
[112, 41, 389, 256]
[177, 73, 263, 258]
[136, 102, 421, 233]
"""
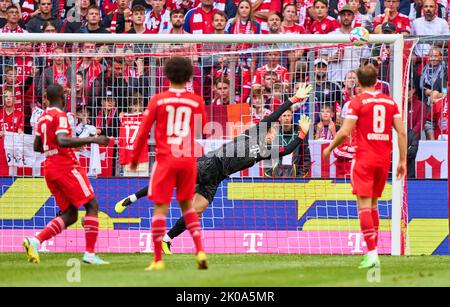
[56, 133, 110, 148]
[33, 135, 44, 152]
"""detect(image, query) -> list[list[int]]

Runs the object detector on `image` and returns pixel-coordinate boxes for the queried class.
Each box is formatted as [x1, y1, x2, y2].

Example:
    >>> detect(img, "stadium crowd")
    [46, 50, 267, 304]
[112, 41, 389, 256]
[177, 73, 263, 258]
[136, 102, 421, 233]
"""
[0, 0, 448, 178]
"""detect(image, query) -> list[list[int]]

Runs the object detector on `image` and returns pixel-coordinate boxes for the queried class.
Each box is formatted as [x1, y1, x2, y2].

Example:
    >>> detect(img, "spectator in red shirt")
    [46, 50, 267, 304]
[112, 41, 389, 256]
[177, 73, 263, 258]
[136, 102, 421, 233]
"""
[282, 0, 314, 29]
[183, 0, 217, 34]
[0, 87, 24, 137]
[309, 0, 339, 34]
[425, 94, 448, 140]
[253, 51, 290, 91]
[1, 65, 23, 110]
[281, 4, 306, 33]
[373, 0, 411, 35]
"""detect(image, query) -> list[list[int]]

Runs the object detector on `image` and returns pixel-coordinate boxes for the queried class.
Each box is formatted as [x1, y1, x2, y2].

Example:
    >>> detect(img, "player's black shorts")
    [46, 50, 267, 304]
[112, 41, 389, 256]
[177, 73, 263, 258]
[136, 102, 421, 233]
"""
[196, 155, 227, 204]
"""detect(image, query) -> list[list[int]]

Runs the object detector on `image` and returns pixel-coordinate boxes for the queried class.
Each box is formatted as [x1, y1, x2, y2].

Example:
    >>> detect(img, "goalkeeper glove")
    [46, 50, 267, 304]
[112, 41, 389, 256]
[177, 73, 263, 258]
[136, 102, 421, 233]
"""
[290, 83, 313, 103]
[298, 114, 311, 139]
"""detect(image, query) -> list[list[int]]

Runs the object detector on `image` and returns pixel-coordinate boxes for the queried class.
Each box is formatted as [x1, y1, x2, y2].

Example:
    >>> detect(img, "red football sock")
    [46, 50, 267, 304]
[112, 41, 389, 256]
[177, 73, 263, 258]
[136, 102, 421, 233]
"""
[35, 217, 65, 243]
[183, 208, 204, 254]
[84, 215, 99, 253]
[371, 208, 380, 245]
[359, 208, 377, 252]
[152, 215, 166, 262]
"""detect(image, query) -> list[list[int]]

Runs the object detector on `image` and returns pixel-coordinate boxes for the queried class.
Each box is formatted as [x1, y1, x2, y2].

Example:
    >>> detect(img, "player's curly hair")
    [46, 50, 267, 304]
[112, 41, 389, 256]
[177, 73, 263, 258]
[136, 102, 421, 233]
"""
[164, 57, 194, 85]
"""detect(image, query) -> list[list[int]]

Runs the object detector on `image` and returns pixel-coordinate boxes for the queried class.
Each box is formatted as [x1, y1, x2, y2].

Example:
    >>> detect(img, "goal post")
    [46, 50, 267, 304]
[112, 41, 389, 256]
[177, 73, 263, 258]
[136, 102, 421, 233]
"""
[0, 33, 408, 256]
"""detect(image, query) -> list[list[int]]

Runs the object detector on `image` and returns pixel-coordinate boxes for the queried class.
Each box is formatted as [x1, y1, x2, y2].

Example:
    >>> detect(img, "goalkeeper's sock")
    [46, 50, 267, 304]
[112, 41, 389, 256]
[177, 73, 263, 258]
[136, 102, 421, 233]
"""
[371, 208, 380, 245]
[183, 208, 204, 254]
[163, 234, 171, 242]
[166, 217, 187, 240]
[84, 215, 99, 253]
[135, 186, 149, 200]
[152, 214, 166, 262]
[35, 216, 65, 243]
[358, 208, 377, 252]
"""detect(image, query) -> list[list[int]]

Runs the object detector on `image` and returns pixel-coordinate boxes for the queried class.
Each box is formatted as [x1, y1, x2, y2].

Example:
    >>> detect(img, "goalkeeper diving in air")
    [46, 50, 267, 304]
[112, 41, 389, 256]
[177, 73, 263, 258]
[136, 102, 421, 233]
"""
[115, 83, 313, 254]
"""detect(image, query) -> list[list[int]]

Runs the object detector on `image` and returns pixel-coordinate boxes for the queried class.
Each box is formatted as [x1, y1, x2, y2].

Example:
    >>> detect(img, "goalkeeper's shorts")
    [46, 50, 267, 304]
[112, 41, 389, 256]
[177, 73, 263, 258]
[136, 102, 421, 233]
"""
[195, 156, 227, 204]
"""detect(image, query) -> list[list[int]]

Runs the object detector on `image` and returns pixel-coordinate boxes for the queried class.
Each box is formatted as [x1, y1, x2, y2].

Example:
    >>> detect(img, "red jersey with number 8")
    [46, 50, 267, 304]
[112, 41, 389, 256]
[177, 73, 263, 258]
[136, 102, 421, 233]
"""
[346, 91, 401, 168]
[132, 88, 207, 163]
[36, 107, 80, 178]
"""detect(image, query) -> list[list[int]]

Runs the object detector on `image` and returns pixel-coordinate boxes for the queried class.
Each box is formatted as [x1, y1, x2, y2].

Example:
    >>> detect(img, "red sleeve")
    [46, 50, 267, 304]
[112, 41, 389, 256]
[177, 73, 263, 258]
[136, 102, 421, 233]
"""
[270, 0, 282, 13]
[55, 112, 70, 135]
[131, 97, 157, 164]
[346, 97, 360, 120]
[393, 101, 401, 119]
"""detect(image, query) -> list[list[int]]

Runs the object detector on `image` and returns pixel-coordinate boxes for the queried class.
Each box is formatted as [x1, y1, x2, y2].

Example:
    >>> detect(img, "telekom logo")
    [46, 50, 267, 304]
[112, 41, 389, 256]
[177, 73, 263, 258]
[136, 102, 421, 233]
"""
[348, 233, 366, 253]
[243, 233, 264, 253]
[139, 233, 154, 253]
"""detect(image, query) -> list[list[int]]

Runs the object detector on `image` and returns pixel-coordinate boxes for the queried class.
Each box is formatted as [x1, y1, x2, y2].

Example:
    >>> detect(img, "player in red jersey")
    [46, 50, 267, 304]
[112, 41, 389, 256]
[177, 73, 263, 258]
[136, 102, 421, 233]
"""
[22, 84, 111, 265]
[323, 64, 407, 269]
[130, 57, 208, 271]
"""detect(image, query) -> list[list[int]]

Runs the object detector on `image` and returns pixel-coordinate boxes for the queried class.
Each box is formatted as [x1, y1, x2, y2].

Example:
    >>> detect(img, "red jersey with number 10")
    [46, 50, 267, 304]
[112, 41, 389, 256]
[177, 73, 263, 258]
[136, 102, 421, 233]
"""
[119, 113, 149, 165]
[132, 88, 207, 163]
[36, 107, 80, 178]
[346, 91, 401, 168]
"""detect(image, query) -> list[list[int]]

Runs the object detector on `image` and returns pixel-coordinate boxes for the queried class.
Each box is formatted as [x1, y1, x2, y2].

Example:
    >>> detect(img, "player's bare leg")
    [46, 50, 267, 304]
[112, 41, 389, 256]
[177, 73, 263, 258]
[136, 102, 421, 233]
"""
[145, 203, 169, 271]
[23, 206, 78, 264]
[357, 196, 380, 269]
[179, 199, 208, 270]
[162, 193, 209, 254]
[82, 199, 109, 265]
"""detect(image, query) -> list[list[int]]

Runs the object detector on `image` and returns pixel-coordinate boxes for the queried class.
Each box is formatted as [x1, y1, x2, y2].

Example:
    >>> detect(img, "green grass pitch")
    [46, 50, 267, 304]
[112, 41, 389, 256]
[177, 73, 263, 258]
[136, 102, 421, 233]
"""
[0, 253, 449, 286]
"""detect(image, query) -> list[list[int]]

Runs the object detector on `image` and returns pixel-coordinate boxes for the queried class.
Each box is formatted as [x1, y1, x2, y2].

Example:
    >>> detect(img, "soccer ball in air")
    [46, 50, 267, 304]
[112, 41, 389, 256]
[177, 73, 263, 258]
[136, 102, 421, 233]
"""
[349, 27, 370, 47]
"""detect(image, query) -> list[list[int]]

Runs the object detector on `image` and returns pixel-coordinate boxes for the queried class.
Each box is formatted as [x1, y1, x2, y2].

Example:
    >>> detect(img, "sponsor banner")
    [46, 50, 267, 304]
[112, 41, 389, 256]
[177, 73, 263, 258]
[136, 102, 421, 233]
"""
[0, 230, 391, 255]
[0, 178, 447, 255]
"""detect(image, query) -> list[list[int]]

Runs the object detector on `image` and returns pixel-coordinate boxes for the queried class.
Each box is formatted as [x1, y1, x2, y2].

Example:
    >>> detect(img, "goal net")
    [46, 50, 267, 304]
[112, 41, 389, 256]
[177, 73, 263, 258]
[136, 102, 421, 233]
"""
[0, 34, 412, 255]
